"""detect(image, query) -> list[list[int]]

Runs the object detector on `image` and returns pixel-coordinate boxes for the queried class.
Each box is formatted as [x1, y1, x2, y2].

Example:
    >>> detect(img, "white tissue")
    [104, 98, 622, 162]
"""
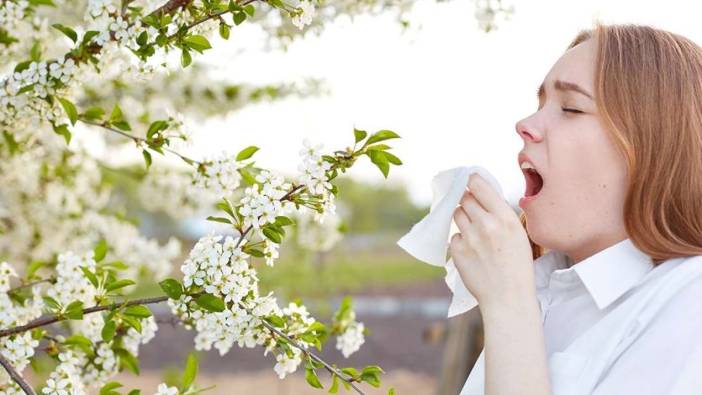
[396, 166, 506, 318]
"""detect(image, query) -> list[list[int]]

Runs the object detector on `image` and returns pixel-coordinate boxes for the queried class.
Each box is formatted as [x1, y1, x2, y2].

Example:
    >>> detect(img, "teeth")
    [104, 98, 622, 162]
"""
[520, 161, 536, 170]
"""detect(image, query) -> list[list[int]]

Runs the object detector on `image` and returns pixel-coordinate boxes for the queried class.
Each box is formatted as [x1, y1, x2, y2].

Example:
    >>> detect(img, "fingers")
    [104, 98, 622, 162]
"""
[461, 190, 490, 226]
[453, 203, 472, 235]
[467, 173, 506, 216]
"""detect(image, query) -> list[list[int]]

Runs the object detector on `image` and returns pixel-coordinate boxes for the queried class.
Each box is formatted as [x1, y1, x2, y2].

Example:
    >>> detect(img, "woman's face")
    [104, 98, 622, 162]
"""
[515, 38, 629, 264]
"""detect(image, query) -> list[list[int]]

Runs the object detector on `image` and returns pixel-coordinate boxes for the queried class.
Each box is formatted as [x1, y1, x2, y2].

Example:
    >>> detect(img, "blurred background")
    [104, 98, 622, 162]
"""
[34, 0, 702, 393]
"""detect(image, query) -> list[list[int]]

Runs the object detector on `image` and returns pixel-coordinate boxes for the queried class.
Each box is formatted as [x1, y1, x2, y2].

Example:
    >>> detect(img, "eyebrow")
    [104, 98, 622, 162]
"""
[537, 79, 594, 101]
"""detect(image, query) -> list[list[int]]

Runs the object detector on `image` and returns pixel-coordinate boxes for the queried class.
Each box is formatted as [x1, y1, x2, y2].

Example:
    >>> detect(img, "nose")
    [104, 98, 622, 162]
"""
[515, 118, 543, 142]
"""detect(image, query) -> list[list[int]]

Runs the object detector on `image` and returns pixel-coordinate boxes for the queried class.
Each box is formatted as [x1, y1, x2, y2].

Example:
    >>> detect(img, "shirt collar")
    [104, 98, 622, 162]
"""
[534, 238, 654, 310]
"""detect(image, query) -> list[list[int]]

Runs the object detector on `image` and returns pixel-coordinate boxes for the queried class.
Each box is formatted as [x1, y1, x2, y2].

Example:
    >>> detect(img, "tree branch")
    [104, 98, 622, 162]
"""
[148, 0, 194, 17]
[0, 295, 170, 338]
[0, 352, 36, 395]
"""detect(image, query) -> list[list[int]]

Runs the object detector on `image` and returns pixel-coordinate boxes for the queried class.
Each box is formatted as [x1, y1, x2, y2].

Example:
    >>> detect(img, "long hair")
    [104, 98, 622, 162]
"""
[521, 23, 702, 265]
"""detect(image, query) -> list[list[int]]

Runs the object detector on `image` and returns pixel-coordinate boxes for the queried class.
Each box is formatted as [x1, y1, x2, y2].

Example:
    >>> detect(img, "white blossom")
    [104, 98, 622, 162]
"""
[291, 0, 315, 30]
[154, 383, 178, 395]
[336, 320, 365, 358]
[273, 347, 302, 379]
[193, 153, 244, 198]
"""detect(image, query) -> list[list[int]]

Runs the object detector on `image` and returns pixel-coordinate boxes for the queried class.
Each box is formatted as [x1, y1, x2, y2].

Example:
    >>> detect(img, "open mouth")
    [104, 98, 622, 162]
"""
[523, 168, 544, 197]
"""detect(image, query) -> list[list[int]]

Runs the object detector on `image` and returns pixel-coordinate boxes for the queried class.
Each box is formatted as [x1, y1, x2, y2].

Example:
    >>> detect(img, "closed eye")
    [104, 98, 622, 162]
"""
[561, 107, 583, 114]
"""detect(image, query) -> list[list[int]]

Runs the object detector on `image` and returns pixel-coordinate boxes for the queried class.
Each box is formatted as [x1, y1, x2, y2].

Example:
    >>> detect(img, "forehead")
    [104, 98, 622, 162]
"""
[543, 39, 596, 91]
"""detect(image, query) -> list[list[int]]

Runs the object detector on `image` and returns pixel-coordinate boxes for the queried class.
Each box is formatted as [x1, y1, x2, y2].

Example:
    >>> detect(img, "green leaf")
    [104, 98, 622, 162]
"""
[30, 41, 41, 61]
[42, 296, 61, 311]
[266, 315, 285, 327]
[80, 266, 99, 288]
[82, 30, 99, 45]
[238, 167, 256, 185]
[340, 367, 358, 378]
[83, 106, 105, 121]
[100, 260, 129, 271]
[14, 60, 32, 73]
[102, 320, 116, 342]
[109, 105, 125, 124]
[233, 12, 246, 25]
[124, 305, 152, 318]
[228, 0, 243, 11]
[64, 300, 84, 320]
[387, 387, 395, 395]
[245, 248, 264, 258]
[365, 144, 391, 151]
[236, 145, 259, 161]
[26, 260, 47, 279]
[136, 31, 148, 46]
[360, 365, 384, 388]
[2, 131, 19, 155]
[100, 382, 123, 395]
[206, 216, 231, 224]
[365, 129, 400, 146]
[195, 294, 225, 312]
[329, 373, 339, 393]
[182, 352, 198, 390]
[262, 227, 282, 244]
[219, 23, 230, 40]
[383, 151, 402, 165]
[305, 368, 323, 389]
[142, 150, 152, 170]
[275, 216, 294, 226]
[216, 200, 236, 218]
[159, 278, 183, 299]
[105, 279, 136, 293]
[244, 4, 255, 16]
[52, 24, 77, 42]
[147, 120, 168, 140]
[52, 123, 71, 144]
[122, 315, 142, 333]
[113, 120, 131, 131]
[64, 334, 93, 348]
[94, 239, 108, 262]
[353, 128, 367, 144]
[127, 390, 141, 395]
[0, 29, 18, 46]
[368, 150, 389, 178]
[184, 35, 212, 53]
[181, 49, 192, 68]
[28, 0, 55, 6]
[58, 97, 77, 125]
[115, 348, 140, 374]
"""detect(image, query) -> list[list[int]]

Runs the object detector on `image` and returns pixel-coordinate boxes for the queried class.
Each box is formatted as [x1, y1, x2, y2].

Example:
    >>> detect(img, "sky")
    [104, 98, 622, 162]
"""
[181, 0, 702, 207]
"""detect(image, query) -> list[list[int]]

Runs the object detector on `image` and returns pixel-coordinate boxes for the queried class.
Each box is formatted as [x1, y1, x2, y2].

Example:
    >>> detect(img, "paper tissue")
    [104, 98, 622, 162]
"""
[396, 166, 506, 318]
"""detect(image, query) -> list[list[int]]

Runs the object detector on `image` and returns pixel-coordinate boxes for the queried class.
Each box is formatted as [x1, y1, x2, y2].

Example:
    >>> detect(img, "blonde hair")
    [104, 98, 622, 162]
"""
[521, 23, 702, 265]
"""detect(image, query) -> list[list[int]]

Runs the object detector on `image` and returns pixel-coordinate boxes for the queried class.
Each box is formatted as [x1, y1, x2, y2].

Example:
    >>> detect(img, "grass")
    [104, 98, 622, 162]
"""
[257, 250, 445, 300]
[129, 249, 444, 303]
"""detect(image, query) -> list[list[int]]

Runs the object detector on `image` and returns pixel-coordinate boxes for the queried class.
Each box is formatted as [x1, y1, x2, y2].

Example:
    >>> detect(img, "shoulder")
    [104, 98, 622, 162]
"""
[640, 254, 702, 322]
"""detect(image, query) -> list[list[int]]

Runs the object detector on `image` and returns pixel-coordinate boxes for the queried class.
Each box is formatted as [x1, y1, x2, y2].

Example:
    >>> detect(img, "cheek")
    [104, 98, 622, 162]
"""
[548, 130, 627, 212]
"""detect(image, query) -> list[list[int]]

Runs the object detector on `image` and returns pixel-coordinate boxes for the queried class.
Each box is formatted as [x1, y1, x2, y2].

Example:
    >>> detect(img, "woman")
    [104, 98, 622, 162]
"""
[451, 23, 702, 395]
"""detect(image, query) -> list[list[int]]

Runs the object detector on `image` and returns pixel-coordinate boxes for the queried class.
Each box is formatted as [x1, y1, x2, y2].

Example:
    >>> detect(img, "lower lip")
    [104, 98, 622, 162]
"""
[519, 189, 542, 209]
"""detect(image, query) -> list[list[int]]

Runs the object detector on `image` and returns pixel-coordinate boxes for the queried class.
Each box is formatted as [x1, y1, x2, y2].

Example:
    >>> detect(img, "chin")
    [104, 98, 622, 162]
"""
[524, 214, 559, 252]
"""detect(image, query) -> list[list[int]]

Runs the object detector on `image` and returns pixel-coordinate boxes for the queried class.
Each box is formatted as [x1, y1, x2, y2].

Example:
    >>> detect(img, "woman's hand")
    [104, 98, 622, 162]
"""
[448, 173, 536, 311]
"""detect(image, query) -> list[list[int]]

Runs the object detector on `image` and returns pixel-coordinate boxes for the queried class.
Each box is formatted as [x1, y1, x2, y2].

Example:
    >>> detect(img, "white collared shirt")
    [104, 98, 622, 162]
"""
[459, 238, 702, 395]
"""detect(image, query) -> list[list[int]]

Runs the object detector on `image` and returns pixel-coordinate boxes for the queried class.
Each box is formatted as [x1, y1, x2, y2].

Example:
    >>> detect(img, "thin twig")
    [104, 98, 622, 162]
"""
[7, 278, 54, 294]
[0, 352, 36, 395]
[177, 0, 260, 34]
[80, 119, 202, 166]
[253, 309, 366, 395]
[234, 184, 305, 249]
